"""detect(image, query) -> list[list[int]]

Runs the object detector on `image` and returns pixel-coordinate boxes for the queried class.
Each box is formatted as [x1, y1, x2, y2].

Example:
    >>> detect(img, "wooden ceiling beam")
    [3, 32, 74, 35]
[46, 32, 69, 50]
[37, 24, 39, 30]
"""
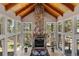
[9, 3, 30, 12]
[43, 4, 60, 19]
[18, 4, 36, 19]
[71, 3, 79, 6]
[46, 3, 64, 16]
[4, 3, 17, 10]
[62, 3, 75, 11]
[2, 3, 9, 6]
[45, 9, 57, 19]
[16, 3, 34, 15]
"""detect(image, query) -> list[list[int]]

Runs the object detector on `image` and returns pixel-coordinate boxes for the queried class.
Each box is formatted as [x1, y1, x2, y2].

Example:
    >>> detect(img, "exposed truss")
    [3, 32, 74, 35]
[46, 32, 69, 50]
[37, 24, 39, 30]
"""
[1, 3, 79, 20]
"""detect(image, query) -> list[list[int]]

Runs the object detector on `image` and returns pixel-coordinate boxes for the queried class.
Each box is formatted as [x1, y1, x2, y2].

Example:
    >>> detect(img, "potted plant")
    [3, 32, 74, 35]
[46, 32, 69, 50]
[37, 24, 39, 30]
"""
[24, 42, 29, 52]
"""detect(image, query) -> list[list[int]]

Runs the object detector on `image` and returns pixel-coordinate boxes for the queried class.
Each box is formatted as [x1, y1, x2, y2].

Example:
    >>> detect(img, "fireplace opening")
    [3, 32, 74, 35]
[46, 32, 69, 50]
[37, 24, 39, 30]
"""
[35, 39, 44, 47]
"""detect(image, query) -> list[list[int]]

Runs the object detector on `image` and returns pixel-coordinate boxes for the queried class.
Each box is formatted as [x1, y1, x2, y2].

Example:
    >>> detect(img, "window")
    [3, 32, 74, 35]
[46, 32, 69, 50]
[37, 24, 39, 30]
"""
[16, 22, 21, 33]
[7, 19, 12, 33]
[24, 22, 32, 48]
[0, 17, 3, 35]
[0, 23, 1, 34]
[77, 39, 79, 56]
[24, 33, 31, 47]
[17, 35, 20, 49]
[13, 21, 16, 33]
[46, 22, 55, 46]
[46, 22, 54, 32]
[58, 23, 62, 32]
[65, 35, 72, 56]
[18, 23, 21, 32]
[7, 19, 15, 33]
[7, 38, 14, 56]
[58, 34, 62, 50]
[25, 23, 31, 31]
[23, 23, 32, 33]
[51, 23, 54, 32]
[0, 40, 2, 56]
[76, 20, 79, 33]
[64, 20, 72, 32]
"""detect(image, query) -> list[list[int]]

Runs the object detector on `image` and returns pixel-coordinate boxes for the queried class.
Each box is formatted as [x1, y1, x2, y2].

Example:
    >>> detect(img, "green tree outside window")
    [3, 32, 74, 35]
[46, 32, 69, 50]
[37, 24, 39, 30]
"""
[64, 20, 72, 32]
[46, 23, 54, 32]
[58, 23, 62, 32]
[77, 20, 79, 33]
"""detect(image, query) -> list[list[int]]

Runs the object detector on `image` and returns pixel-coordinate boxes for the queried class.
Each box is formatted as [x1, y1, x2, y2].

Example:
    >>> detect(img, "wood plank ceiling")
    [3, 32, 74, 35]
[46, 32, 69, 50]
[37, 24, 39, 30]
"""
[2, 3, 79, 20]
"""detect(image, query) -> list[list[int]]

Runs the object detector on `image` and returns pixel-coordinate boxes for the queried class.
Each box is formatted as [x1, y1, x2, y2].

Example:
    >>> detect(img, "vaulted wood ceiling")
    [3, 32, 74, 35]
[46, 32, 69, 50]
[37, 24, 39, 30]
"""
[2, 3, 79, 19]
